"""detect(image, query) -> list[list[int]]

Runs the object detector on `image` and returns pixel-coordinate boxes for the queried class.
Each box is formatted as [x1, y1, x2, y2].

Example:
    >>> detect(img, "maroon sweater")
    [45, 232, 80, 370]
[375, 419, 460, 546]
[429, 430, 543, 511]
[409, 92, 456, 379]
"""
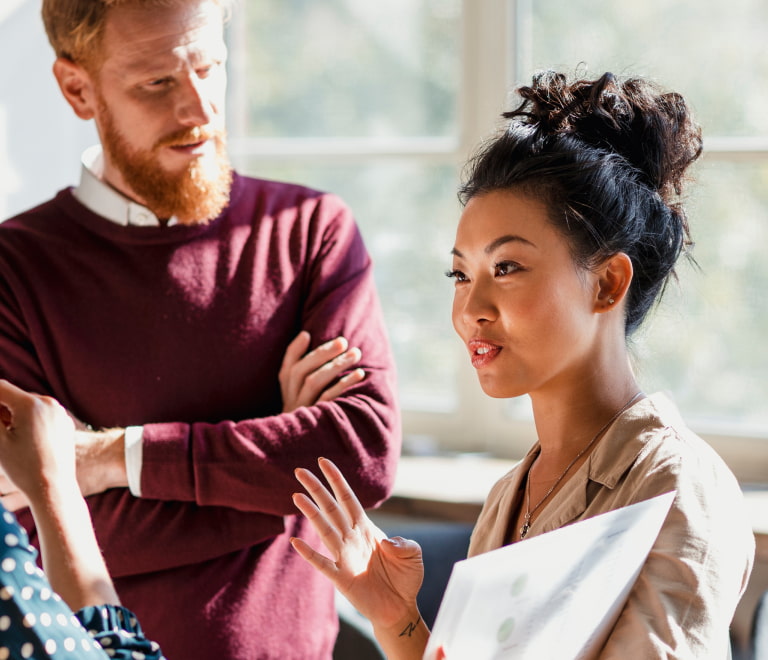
[0, 173, 401, 659]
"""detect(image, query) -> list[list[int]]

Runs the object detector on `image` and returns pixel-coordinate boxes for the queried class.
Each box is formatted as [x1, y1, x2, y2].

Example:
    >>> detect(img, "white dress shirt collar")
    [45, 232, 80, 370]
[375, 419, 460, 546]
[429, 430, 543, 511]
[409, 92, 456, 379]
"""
[73, 145, 178, 227]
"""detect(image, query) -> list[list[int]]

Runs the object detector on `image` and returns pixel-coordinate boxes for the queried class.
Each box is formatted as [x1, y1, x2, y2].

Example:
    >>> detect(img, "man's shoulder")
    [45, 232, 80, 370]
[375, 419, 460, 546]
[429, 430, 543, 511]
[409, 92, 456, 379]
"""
[235, 172, 325, 196]
[0, 189, 72, 233]
[232, 173, 350, 215]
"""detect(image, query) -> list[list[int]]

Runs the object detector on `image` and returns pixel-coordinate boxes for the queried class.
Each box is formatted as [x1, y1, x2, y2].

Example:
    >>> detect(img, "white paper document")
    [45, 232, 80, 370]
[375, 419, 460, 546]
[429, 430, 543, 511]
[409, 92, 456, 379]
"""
[424, 491, 676, 660]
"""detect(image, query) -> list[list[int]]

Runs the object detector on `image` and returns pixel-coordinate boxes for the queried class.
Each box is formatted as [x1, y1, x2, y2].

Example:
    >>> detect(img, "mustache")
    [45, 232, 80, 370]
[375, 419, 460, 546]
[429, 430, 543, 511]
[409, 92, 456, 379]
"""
[154, 126, 221, 149]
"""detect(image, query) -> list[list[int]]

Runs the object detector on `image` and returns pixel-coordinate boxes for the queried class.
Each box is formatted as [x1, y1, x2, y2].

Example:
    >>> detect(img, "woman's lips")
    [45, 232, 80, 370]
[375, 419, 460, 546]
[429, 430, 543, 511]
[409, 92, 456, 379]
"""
[468, 340, 502, 368]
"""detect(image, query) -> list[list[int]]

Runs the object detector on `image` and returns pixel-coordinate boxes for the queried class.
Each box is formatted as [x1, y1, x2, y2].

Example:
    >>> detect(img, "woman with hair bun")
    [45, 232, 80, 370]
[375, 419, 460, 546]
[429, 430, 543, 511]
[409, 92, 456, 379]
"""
[291, 71, 755, 659]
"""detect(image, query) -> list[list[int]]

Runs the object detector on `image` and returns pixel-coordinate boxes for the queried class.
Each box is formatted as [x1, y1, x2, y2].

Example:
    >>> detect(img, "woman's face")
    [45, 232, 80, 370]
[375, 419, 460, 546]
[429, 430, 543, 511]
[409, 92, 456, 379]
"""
[450, 189, 603, 399]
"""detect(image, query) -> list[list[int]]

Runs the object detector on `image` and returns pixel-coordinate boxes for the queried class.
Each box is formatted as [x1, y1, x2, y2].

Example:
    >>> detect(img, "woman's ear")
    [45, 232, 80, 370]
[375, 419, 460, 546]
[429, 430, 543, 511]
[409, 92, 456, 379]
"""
[52, 57, 97, 120]
[594, 252, 633, 313]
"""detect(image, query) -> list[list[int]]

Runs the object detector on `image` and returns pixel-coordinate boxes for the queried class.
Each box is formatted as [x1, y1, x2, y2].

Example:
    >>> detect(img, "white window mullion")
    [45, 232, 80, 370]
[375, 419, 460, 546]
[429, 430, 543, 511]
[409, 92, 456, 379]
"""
[432, 0, 536, 456]
[459, 0, 515, 158]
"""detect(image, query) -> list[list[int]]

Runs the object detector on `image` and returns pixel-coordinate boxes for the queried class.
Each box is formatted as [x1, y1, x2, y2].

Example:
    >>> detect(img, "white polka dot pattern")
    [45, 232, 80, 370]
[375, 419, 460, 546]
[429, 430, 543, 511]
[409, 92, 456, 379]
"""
[0, 504, 166, 659]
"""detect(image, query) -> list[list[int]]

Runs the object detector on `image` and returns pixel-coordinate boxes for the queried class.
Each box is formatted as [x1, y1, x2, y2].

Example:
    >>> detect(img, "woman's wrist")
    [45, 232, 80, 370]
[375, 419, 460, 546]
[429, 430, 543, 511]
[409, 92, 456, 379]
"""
[24, 471, 73, 504]
[27, 478, 121, 610]
[26, 477, 84, 520]
[373, 605, 431, 660]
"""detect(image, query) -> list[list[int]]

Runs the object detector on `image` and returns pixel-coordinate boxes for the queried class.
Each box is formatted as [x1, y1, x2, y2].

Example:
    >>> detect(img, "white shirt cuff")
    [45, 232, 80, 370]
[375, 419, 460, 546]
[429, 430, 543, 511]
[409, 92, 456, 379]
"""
[124, 425, 144, 497]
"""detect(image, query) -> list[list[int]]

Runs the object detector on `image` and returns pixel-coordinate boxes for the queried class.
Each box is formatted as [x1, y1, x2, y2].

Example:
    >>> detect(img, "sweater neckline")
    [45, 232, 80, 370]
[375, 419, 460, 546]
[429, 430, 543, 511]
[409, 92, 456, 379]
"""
[53, 172, 244, 244]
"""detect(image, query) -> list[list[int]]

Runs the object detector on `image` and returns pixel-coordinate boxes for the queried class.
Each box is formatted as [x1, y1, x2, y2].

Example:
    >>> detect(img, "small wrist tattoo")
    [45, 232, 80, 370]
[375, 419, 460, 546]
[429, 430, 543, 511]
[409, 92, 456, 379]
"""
[399, 615, 421, 638]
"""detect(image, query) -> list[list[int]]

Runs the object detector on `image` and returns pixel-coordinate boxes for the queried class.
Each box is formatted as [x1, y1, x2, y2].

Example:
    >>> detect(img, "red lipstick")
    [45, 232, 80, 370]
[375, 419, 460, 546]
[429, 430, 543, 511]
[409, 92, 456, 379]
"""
[468, 339, 501, 369]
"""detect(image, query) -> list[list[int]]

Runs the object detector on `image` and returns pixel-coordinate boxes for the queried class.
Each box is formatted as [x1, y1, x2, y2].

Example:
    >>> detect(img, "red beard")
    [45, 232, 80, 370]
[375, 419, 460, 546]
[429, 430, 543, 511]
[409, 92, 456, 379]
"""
[99, 105, 233, 225]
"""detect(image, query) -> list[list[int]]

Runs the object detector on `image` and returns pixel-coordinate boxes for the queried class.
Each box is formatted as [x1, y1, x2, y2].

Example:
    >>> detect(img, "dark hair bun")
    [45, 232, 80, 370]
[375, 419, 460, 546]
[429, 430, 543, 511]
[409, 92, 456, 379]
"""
[508, 71, 702, 205]
[460, 70, 704, 334]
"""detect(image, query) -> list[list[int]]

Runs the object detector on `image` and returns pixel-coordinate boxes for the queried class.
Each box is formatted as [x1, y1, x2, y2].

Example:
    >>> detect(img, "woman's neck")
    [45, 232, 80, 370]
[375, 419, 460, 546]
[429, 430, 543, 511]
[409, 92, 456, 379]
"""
[529, 364, 641, 476]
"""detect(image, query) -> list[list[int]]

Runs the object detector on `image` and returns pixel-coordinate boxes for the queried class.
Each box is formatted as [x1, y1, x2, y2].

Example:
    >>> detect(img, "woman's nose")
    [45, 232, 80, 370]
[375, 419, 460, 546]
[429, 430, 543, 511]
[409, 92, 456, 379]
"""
[460, 279, 499, 326]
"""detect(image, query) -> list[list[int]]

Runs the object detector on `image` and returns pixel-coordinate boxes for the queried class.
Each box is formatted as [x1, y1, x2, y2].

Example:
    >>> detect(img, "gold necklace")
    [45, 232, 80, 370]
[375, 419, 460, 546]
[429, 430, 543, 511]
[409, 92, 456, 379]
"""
[519, 391, 643, 540]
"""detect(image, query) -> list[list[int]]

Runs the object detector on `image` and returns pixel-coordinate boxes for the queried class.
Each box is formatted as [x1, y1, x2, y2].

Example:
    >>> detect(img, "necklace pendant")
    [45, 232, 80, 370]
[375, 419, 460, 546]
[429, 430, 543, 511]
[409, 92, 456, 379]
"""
[520, 521, 530, 539]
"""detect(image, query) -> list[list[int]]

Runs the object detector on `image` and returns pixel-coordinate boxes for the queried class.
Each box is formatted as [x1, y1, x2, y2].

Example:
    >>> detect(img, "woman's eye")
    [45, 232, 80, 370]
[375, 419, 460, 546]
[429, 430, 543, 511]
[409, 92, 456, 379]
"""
[445, 269, 468, 283]
[494, 261, 520, 276]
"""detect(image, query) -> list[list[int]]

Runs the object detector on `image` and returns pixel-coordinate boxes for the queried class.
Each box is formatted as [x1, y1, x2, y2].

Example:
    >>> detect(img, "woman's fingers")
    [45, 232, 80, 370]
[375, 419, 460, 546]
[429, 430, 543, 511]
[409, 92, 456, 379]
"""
[381, 536, 424, 561]
[317, 457, 367, 524]
[291, 490, 344, 553]
[294, 466, 353, 536]
[289, 536, 339, 579]
[293, 459, 387, 575]
[294, 458, 369, 530]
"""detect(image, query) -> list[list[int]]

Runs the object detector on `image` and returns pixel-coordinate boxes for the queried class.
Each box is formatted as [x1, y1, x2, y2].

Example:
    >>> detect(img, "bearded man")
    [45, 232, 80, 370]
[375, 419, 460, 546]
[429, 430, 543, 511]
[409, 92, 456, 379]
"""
[0, 1, 401, 658]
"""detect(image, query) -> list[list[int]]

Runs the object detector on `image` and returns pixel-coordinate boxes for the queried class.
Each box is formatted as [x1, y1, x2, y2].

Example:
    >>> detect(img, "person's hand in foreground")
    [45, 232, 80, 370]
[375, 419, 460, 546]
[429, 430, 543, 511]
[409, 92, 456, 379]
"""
[280, 331, 365, 412]
[292, 457, 431, 660]
[0, 379, 120, 611]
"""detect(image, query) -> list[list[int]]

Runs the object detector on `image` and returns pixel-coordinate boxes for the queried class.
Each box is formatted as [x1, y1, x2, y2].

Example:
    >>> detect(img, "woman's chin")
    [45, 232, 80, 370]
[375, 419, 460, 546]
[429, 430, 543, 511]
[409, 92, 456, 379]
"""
[477, 378, 524, 400]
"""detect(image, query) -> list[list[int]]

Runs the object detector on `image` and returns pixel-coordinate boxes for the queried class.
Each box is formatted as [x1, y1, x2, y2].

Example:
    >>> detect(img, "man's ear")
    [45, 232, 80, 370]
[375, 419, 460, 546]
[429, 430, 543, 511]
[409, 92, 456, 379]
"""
[594, 252, 633, 313]
[52, 57, 97, 120]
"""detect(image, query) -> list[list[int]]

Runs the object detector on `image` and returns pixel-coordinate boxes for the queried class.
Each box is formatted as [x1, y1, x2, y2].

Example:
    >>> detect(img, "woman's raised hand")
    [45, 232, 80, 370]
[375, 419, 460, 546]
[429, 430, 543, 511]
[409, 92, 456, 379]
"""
[291, 458, 425, 631]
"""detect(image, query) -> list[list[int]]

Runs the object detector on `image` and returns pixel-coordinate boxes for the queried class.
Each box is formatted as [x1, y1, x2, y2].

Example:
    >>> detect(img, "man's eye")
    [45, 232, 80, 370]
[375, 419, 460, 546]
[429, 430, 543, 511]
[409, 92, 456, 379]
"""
[197, 59, 225, 78]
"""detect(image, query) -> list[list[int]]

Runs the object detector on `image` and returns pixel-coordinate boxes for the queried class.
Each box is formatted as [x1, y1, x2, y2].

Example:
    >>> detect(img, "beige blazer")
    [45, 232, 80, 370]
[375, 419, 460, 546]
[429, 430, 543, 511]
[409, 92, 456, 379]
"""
[468, 393, 755, 659]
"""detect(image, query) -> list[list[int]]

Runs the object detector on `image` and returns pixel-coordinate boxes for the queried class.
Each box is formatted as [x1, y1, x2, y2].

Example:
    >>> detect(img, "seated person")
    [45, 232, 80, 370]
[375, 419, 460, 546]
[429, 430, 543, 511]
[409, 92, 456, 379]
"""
[0, 379, 164, 659]
[290, 71, 755, 659]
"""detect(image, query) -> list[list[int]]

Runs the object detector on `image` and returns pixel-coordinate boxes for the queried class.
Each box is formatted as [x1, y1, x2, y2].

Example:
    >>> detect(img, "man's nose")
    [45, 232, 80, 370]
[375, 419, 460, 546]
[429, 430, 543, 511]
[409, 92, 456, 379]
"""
[176, 76, 216, 126]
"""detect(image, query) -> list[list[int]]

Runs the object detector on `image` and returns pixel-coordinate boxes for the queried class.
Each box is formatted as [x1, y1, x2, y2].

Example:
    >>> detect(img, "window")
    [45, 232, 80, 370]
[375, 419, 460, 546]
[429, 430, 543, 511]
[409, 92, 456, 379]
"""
[1, 0, 765, 479]
[0, 1, 99, 220]
[519, 0, 768, 478]
[226, 0, 768, 478]
[226, 0, 465, 415]
[521, 0, 768, 431]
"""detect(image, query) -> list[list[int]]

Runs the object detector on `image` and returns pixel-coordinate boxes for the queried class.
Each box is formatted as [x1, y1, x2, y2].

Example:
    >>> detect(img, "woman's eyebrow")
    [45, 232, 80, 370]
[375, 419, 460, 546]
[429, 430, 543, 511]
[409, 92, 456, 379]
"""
[450, 234, 536, 259]
[484, 234, 536, 254]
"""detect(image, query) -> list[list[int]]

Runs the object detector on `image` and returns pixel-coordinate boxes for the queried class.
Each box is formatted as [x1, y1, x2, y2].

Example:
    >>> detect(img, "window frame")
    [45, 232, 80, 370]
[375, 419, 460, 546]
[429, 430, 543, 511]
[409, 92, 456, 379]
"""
[225, 0, 768, 483]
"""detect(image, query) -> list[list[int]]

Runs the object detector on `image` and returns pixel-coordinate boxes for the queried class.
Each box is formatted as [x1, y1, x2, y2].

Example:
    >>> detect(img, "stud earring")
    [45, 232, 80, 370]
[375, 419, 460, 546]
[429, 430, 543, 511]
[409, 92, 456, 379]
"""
[608, 298, 615, 305]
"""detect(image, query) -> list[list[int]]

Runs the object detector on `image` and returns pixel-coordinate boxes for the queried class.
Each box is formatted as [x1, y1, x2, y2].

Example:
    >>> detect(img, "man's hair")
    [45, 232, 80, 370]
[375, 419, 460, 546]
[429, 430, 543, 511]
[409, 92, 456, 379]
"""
[41, 0, 234, 68]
